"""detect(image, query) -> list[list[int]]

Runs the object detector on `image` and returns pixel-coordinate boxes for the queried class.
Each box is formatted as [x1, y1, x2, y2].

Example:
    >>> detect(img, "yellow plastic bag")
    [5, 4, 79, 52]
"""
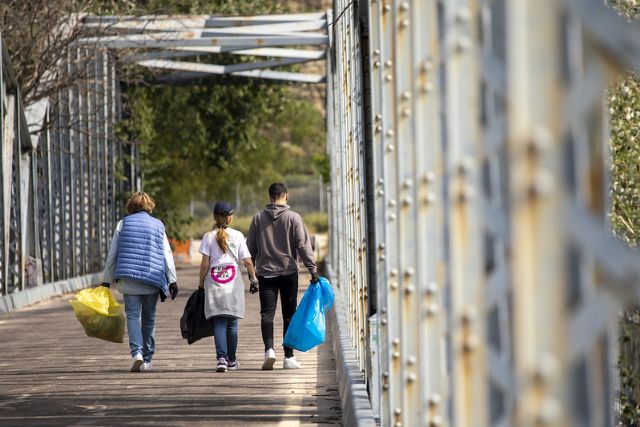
[70, 287, 125, 343]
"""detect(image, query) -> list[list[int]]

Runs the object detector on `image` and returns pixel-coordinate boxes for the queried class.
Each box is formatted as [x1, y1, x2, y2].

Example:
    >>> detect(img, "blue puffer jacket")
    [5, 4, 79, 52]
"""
[114, 212, 168, 296]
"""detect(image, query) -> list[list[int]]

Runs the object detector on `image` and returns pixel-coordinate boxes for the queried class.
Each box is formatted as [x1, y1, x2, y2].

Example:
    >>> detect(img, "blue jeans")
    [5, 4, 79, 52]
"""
[211, 316, 238, 362]
[123, 293, 158, 362]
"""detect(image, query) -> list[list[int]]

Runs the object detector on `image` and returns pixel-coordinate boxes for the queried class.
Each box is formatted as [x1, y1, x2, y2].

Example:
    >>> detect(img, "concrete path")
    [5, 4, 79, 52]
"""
[0, 266, 341, 426]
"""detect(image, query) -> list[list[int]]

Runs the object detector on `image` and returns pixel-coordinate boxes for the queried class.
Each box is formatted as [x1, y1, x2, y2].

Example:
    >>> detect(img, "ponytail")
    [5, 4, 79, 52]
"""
[213, 214, 231, 253]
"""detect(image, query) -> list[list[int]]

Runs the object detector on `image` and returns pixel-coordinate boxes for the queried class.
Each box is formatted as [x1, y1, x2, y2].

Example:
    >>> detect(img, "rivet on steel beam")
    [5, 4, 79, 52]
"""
[383, 371, 389, 378]
[528, 171, 554, 198]
[383, 3, 392, 12]
[429, 394, 442, 407]
[381, 318, 388, 325]
[379, 254, 386, 261]
[405, 268, 415, 277]
[385, 60, 393, 68]
[401, 91, 411, 100]
[407, 356, 417, 365]
[421, 59, 434, 72]
[386, 129, 395, 137]
[399, 19, 410, 28]
[536, 399, 562, 425]
[378, 243, 386, 250]
[458, 186, 475, 203]
[422, 82, 434, 94]
[426, 303, 439, 316]
[375, 125, 382, 133]
[534, 354, 560, 384]
[381, 307, 387, 314]
[374, 61, 381, 69]
[388, 199, 397, 207]
[386, 144, 395, 153]
[373, 49, 381, 56]
[425, 281, 438, 296]
[424, 193, 436, 205]
[407, 373, 417, 383]
[463, 334, 480, 353]
[405, 284, 415, 295]
[392, 351, 400, 359]
[377, 178, 385, 185]
[402, 196, 413, 206]
[403, 179, 413, 189]
[377, 189, 385, 196]
[385, 75, 393, 82]
[456, 37, 472, 52]
[458, 157, 474, 175]
[375, 113, 382, 121]
[390, 269, 398, 277]
[529, 127, 552, 156]
[383, 384, 389, 390]
[393, 337, 400, 345]
[456, 7, 471, 23]
[424, 171, 436, 183]
[395, 408, 402, 416]
[390, 280, 398, 289]
[462, 307, 477, 325]
[399, 2, 409, 11]
[429, 416, 443, 427]
[401, 107, 411, 117]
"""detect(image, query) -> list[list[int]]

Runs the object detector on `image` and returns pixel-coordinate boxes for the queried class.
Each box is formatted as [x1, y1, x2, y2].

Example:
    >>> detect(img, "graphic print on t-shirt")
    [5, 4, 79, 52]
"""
[210, 264, 236, 284]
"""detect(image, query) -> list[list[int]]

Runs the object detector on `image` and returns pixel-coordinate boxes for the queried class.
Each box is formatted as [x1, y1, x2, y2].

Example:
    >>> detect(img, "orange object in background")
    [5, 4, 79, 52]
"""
[170, 239, 192, 264]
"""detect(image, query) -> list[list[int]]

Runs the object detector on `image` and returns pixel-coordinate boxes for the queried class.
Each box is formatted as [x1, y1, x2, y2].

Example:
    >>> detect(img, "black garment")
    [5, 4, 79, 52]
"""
[180, 288, 213, 344]
[258, 272, 299, 358]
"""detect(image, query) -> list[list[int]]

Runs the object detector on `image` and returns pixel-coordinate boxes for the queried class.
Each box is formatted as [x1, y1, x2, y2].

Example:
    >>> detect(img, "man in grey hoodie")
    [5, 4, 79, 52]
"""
[246, 182, 319, 370]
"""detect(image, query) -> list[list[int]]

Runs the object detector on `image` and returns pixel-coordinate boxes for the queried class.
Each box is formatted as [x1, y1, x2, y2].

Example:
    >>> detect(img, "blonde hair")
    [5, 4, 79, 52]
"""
[214, 214, 232, 253]
[126, 192, 156, 214]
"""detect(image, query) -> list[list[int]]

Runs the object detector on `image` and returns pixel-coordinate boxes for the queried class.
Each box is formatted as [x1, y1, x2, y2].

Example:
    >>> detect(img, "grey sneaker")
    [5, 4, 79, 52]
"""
[227, 360, 240, 371]
[140, 362, 153, 372]
[130, 354, 143, 372]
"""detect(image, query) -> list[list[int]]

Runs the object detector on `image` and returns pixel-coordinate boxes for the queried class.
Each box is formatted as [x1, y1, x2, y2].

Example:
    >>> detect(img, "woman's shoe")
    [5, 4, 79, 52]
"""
[216, 357, 228, 372]
[227, 360, 240, 371]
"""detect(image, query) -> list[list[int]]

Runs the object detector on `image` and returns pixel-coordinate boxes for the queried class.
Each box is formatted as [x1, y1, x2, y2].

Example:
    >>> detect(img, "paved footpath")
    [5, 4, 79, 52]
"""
[0, 266, 341, 426]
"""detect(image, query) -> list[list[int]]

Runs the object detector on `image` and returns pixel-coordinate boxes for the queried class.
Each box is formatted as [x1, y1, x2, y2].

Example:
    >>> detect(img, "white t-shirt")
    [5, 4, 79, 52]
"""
[199, 228, 251, 267]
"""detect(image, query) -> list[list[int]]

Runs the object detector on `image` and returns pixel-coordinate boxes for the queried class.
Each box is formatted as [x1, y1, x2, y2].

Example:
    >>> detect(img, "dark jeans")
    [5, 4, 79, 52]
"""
[258, 272, 299, 358]
[210, 316, 238, 362]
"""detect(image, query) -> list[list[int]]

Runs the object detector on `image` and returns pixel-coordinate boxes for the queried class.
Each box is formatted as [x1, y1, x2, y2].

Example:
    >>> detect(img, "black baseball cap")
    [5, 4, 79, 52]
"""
[213, 201, 234, 216]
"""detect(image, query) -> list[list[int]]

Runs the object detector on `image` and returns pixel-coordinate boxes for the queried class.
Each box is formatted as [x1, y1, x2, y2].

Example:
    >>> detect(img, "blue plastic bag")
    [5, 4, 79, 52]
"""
[283, 277, 334, 352]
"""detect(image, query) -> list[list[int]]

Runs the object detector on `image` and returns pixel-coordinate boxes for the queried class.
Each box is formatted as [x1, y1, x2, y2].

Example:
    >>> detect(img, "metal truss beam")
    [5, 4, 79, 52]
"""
[79, 12, 329, 84]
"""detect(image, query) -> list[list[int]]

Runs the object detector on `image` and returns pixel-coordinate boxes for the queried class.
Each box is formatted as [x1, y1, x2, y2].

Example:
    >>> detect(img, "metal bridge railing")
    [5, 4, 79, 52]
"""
[0, 34, 138, 299]
[326, 0, 640, 426]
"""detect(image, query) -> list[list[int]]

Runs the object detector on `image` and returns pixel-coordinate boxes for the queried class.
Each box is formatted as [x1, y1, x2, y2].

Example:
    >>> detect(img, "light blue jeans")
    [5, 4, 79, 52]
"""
[211, 316, 238, 362]
[123, 293, 158, 363]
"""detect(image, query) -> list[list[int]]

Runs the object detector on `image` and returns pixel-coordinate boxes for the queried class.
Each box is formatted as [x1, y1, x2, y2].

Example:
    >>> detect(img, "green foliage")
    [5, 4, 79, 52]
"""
[609, 2, 640, 425]
[112, 0, 327, 239]
[610, 75, 640, 247]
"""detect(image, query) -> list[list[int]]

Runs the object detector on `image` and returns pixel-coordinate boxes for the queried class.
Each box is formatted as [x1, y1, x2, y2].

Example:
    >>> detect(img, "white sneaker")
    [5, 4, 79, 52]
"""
[262, 348, 276, 370]
[227, 360, 240, 371]
[216, 357, 228, 373]
[283, 357, 301, 369]
[130, 354, 143, 372]
[140, 362, 153, 372]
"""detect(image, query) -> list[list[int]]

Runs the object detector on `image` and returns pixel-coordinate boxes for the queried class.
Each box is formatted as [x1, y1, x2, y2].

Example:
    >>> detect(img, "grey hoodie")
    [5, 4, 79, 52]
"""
[246, 204, 317, 277]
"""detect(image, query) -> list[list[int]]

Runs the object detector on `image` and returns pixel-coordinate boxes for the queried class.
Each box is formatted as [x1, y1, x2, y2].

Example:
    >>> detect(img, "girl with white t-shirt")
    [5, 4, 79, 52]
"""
[198, 201, 258, 372]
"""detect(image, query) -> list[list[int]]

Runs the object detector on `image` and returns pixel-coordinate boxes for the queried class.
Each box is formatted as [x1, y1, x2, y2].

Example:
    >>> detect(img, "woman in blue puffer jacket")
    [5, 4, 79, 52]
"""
[102, 192, 179, 372]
